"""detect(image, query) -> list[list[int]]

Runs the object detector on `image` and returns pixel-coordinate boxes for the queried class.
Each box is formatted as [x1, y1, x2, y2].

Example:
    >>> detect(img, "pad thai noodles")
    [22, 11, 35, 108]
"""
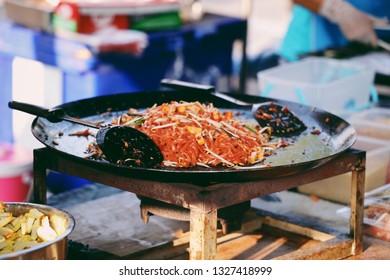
[87, 101, 287, 168]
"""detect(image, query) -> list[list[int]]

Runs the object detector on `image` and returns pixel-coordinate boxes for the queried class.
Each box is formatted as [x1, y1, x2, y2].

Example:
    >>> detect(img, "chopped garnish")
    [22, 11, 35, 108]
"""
[68, 129, 94, 137]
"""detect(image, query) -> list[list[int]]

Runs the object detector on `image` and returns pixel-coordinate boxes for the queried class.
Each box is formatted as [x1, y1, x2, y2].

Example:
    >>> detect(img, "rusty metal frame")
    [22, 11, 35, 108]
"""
[33, 148, 365, 260]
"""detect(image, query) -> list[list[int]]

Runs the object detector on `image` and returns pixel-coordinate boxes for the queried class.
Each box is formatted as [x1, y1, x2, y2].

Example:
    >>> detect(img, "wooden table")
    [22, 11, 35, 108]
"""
[33, 147, 366, 260]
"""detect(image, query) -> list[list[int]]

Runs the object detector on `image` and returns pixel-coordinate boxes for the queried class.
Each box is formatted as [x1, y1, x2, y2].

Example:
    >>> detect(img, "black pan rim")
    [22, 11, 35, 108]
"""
[30, 90, 357, 183]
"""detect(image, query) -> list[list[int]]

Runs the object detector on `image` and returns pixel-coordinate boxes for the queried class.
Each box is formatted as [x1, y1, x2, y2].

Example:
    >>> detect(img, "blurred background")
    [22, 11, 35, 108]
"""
[1, 1, 390, 260]
[0, 0, 389, 198]
[0, 0, 291, 149]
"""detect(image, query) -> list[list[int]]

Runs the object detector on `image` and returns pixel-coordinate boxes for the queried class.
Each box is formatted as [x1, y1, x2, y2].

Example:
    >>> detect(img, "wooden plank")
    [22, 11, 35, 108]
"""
[346, 236, 390, 260]
[217, 225, 320, 260]
[123, 209, 322, 260]
[274, 237, 354, 260]
[262, 216, 335, 242]
[124, 223, 320, 260]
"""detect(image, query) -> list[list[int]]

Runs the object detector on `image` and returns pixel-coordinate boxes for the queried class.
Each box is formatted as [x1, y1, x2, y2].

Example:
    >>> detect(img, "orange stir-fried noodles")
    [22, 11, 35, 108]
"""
[111, 101, 285, 168]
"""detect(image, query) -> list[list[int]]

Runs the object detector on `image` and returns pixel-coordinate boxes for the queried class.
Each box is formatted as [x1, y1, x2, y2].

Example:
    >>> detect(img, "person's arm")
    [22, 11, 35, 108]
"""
[292, 0, 388, 46]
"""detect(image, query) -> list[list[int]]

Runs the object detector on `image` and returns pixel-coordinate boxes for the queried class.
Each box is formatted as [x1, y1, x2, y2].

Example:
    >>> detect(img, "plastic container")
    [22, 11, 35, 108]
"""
[0, 143, 33, 202]
[347, 101, 390, 142]
[348, 119, 390, 141]
[47, 171, 92, 194]
[298, 135, 390, 204]
[4, 0, 55, 32]
[257, 57, 375, 116]
[337, 183, 390, 242]
[348, 106, 390, 126]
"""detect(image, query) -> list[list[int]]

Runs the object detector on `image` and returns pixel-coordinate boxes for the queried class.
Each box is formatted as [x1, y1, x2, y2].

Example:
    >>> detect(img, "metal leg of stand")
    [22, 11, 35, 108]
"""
[189, 207, 217, 260]
[350, 166, 365, 255]
[33, 149, 48, 204]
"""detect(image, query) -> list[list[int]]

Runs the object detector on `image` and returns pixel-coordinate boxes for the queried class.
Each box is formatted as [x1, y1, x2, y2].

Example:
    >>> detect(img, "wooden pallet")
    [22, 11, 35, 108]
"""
[66, 205, 390, 260]
[121, 208, 347, 260]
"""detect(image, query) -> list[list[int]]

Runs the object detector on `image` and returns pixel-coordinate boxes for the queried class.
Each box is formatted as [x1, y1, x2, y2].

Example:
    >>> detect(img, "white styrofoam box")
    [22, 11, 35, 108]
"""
[257, 57, 375, 116]
[337, 183, 390, 242]
[348, 106, 390, 126]
[348, 119, 390, 142]
[298, 135, 390, 204]
[12, 57, 63, 150]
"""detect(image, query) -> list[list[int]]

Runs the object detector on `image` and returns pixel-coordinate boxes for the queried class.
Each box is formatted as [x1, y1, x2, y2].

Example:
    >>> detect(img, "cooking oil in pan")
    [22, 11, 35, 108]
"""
[264, 133, 335, 167]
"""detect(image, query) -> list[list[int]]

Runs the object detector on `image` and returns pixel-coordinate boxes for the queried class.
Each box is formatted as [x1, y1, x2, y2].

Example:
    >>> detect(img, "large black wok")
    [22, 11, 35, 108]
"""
[30, 90, 356, 184]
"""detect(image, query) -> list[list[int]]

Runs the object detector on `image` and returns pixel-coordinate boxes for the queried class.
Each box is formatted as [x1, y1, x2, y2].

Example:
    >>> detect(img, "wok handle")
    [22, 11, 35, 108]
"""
[160, 79, 252, 106]
[8, 101, 64, 123]
[161, 79, 215, 92]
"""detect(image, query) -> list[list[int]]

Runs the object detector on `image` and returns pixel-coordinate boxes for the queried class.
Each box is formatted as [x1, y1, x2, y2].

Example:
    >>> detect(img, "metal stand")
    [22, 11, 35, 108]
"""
[33, 148, 365, 260]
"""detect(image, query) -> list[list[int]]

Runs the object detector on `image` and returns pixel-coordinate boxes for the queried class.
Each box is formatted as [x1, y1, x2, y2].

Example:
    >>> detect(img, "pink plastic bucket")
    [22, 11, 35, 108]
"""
[0, 143, 33, 202]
